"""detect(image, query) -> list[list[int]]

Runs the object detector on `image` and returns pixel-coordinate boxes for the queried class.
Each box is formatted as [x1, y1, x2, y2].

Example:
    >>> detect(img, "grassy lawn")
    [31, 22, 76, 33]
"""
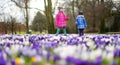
[16, 31, 47, 34]
[15, 31, 120, 34]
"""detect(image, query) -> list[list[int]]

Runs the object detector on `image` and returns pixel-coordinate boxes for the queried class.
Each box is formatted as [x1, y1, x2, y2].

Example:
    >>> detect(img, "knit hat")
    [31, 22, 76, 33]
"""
[79, 11, 83, 15]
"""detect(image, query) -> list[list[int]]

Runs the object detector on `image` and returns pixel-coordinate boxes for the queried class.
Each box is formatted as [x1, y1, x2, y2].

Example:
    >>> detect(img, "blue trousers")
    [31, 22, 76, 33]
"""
[78, 29, 84, 36]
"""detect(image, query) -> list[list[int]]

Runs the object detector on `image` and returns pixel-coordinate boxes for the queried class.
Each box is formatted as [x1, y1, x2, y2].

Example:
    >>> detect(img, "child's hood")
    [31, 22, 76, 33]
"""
[77, 15, 84, 18]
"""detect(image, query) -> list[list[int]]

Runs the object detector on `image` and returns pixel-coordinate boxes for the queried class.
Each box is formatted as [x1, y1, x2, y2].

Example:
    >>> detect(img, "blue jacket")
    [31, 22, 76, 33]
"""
[75, 15, 87, 29]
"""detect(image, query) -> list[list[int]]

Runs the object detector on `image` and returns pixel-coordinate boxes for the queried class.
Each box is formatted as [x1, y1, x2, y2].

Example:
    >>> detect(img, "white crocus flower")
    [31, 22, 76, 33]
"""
[102, 51, 113, 62]
[5, 47, 10, 52]
[102, 51, 108, 59]
[89, 49, 102, 60]
[35, 55, 42, 62]
[24, 36, 29, 45]
[19, 45, 24, 49]
[54, 46, 76, 58]
[85, 38, 95, 50]
[105, 45, 114, 52]
[3, 52, 7, 60]
[101, 38, 106, 41]
[82, 44, 87, 51]
[11, 45, 20, 54]
[15, 40, 19, 44]
[49, 36, 60, 41]
[28, 49, 37, 56]
[24, 41, 29, 45]
[57, 59, 67, 65]
[20, 57, 25, 64]
[42, 50, 47, 56]
[104, 38, 109, 42]
[106, 52, 114, 62]
[80, 51, 89, 60]
[61, 36, 68, 40]
[116, 45, 120, 49]
[118, 37, 120, 44]
[78, 37, 83, 41]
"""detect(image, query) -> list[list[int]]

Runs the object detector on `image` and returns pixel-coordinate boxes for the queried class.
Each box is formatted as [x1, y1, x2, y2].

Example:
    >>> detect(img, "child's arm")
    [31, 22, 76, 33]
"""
[55, 14, 59, 26]
[83, 18, 87, 27]
[64, 12, 69, 21]
[75, 18, 78, 25]
[65, 15, 69, 21]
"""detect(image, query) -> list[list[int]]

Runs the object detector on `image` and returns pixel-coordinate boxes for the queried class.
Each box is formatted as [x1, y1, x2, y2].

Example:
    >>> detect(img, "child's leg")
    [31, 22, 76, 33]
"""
[78, 29, 81, 36]
[56, 28, 61, 36]
[78, 29, 84, 36]
[81, 29, 84, 36]
[63, 27, 67, 36]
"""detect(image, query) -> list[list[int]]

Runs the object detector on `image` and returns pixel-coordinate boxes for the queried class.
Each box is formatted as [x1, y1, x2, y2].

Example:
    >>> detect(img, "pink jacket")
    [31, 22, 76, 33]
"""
[55, 11, 69, 28]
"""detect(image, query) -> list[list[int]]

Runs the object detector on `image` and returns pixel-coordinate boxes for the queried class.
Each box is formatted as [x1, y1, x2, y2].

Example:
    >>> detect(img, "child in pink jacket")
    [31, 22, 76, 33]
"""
[55, 7, 69, 36]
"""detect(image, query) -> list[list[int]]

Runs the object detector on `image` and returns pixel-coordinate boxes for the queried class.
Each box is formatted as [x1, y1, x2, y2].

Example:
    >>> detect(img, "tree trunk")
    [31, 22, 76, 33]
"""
[72, 0, 78, 33]
[25, 0, 29, 34]
[48, 0, 55, 34]
[72, 0, 75, 19]
[92, 0, 96, 32]
[92, 11, 96, 31]
[100, 19, 105, 33]
[5, 22, 8, 34]
[11, 22, 14, 34]
[44, 0, 55, 34]
[99, 0, 106, 33]
[44, 0, 49, 33]
[111, 14, 120, 32]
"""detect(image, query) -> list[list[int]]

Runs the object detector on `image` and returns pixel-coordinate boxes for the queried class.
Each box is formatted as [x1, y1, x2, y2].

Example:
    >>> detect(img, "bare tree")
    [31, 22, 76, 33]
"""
[44, 0, 56, 34]
[10, 0, 29, 33]
[2, 17, 9, 34]
[10, 0, 44, 33]
[110, 1, 120, 32]
[113, 1, 120, 13]
[9, 16, 16, 34]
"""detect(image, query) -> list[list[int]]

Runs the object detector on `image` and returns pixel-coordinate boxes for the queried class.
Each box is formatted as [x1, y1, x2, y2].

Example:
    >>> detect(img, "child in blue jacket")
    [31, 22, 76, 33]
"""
[75, 11, 87, 36]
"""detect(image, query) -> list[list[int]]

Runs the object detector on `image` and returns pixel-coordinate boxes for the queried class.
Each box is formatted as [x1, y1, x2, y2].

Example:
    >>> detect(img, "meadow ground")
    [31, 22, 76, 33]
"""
[0, 34, 120, 65]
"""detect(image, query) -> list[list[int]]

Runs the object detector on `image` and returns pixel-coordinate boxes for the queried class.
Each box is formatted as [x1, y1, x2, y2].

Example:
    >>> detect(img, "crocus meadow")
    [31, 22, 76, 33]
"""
[0, 34, 120, 65]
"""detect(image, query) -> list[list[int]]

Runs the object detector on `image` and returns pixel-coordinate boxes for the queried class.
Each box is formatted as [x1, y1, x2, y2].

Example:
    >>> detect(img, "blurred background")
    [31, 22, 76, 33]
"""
[0, 0, 120, 34]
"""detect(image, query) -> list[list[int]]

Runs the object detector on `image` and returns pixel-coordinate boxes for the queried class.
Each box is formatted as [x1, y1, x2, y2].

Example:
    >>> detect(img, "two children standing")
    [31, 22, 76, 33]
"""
[55, 7, 87, 36]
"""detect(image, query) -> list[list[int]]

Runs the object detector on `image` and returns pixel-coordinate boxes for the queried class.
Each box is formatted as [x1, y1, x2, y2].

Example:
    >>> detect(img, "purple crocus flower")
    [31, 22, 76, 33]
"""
[32, 41, 41, 50]
[92, 56, 102, 65]
[68, 38, 78, 45]
[73, 58, 88, 65]
[65, 56, 74, 63]
[0, 50, 7, 65]
[46, 52, 51, 61]
[11, 59, 16, 65]
[51, 41, 58, 48]
[113, 35, 118, 38]
[19, 38, 23, 42]
[5, 42, 11, 47]
[29, 36, 36, 43]
[114, 49, 120, 58]
[39, 52, 43, 57]
[8, 37, 12, 40]
[38, 37, 44, 40]
[53, 55, 61, 62]
[84, 42, 89, 49]
[68, 40, 73, 45]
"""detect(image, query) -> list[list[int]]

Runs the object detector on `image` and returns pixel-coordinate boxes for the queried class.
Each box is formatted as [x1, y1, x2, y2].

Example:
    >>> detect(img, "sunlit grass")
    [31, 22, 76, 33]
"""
[16, 31, 48, 34]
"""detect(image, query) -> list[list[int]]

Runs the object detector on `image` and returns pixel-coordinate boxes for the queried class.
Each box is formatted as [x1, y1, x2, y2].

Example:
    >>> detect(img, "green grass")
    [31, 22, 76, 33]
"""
[107, 32, 120, 34]
[15, 31, 120, 34]
[16, 31, 48, 34]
